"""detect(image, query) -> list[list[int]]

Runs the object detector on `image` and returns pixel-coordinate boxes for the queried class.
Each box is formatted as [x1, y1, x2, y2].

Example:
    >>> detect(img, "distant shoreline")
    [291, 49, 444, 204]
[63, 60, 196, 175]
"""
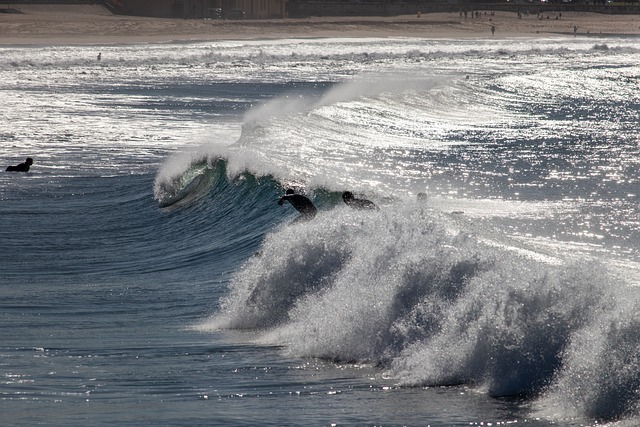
[1, 5, 639, 45]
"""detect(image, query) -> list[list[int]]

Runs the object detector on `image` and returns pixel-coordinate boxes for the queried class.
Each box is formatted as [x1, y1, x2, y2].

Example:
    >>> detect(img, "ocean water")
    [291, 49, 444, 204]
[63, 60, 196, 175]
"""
[1, 36, 639, 426]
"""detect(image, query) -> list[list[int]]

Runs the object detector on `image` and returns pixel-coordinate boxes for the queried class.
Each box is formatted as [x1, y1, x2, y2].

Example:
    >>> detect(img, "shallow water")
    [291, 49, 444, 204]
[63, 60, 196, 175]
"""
[1, 37, 639, 426]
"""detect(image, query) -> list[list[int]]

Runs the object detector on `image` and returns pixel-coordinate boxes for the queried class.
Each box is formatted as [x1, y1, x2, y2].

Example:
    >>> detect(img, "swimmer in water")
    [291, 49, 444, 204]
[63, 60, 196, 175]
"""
[342, 191, 378, 210]
[278, 189, 317, 224]
[6, 157, 33, 172]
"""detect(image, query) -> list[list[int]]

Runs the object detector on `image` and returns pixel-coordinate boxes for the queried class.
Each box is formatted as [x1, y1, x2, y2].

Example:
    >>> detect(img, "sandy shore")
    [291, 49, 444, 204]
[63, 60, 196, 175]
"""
[1, 4, 640, 45]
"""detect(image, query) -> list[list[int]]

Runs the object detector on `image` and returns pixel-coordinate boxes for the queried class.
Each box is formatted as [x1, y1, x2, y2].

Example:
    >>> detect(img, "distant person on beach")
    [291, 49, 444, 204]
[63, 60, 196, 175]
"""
[278, 189, 317, 224]
[6, 157, 33, 172]
[97, 52, 102, 61]
[342, 191, 378, 210]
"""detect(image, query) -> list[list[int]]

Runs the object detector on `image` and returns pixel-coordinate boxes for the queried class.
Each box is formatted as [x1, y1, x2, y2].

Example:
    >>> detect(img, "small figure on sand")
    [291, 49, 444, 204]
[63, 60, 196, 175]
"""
[97, 52, 102, 61]
[278, 189, 317, 224]
[6, 157, 33, 172]
[491, 25, 496, 36]
[342, 191, 378, 210]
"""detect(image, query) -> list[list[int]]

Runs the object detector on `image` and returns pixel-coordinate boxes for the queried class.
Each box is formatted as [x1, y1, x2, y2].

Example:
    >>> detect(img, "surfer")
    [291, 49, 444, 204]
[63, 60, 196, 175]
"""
[278, 189, 317, 224]
[342, 191, 378, 210]
[6, 157, 33, 172]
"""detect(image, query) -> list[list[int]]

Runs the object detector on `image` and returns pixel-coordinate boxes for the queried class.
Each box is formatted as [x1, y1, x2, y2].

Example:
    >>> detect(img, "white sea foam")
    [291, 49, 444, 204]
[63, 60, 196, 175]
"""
[202, 200, 639, 420]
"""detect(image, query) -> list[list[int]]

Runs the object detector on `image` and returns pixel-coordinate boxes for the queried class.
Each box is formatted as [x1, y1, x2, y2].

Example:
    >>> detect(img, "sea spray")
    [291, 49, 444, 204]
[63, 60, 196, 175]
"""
[534, 288, 640, 421]
[208, 200, 637, 421]
[241, 73, 444, 127]
[390, 258, 610, 396]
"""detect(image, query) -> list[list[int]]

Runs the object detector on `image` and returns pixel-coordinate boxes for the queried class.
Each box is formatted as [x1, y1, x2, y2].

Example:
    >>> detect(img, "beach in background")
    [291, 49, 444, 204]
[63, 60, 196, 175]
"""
[1, 4, 640, 44]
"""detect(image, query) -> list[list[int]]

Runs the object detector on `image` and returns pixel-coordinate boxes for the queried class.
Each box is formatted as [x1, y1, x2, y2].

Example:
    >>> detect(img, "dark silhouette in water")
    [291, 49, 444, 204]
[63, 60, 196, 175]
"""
[278, 189, 317, 224]
[342, 191, 378, 210]
[6, 157, 33, 172]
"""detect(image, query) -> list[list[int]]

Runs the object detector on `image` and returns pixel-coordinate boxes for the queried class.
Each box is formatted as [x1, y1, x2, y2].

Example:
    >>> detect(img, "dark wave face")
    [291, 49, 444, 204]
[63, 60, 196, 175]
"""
[2, 165, 280, 286]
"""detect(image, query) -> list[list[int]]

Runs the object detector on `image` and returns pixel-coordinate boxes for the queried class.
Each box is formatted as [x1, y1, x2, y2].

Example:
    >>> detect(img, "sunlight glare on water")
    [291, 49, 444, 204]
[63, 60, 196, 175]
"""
[1, 36, 640, 426]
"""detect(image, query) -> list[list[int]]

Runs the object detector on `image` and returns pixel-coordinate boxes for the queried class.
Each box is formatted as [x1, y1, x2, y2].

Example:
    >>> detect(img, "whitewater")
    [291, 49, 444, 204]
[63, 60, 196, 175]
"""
[1, 36, 639, 426]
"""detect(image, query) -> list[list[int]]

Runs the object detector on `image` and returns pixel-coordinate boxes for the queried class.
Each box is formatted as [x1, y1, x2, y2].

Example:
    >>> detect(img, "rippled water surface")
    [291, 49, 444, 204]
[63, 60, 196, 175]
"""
[1, 37, 639, 426]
